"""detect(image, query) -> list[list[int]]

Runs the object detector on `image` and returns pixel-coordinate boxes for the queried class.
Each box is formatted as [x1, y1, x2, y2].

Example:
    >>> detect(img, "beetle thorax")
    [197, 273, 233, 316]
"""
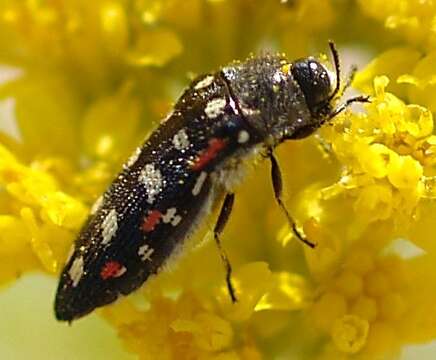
[222, 54, 334, 145]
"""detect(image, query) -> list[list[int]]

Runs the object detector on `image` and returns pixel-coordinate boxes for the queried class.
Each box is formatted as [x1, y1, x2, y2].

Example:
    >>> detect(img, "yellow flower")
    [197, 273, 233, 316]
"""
[317, 76, 428, 231]
[0, 144, 87, 280]
[101, 263, 273, 359]
[3, 0, 436, 359]
[357, 0, 436, 48]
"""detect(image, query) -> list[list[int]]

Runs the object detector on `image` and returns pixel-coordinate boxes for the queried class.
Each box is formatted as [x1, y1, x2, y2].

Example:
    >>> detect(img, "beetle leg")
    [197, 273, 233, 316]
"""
[269, 152, 316, 248]
[213, 193, 237, 302]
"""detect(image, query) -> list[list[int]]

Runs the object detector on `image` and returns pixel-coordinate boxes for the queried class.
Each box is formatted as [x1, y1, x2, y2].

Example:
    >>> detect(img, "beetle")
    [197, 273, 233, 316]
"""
[54, 41, 368, 322]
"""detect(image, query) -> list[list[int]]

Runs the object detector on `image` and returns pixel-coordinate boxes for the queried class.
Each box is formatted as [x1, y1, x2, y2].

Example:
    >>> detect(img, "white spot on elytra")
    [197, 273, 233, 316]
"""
[205, 98, 226, 119]
[192, 171, 208, 196]
[101, 209, 118, 245]
[194, 75, 214, 90]
[90, 195, 103, 215]
[162, 207, 182, 226]
[172, 129, 190, 150]
[115, 266, 127, 277]
[138, 244, 154, 261]
[125, 147, 141, 167]
[69, 256, 84, 287]
[139, 163, 163, 204]
[309, 62, 318, 70]
[238, 130, 250, 144]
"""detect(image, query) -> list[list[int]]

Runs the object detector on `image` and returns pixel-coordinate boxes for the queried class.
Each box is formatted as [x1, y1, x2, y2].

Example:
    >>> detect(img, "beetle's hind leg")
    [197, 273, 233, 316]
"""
[213, 193, 237, 303]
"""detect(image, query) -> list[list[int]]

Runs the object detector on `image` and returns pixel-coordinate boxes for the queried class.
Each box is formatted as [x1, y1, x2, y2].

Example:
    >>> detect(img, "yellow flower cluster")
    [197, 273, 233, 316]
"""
[0, 144, 87, 282]
[2, 0, 436, 359]
[357, 0, 436, 48]
[101, 262, 310, 359]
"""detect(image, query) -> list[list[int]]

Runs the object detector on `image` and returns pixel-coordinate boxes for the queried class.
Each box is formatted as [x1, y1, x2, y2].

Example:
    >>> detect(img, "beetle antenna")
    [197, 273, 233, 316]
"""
[327, 40, 341, 102]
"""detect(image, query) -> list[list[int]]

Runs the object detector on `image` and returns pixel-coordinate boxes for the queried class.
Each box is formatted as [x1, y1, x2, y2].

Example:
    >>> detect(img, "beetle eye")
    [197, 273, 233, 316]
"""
[291, 59, 332, 112]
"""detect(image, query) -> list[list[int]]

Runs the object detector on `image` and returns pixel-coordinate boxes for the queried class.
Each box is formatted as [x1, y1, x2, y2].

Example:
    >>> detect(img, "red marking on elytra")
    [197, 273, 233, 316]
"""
[100, 261, 125, 280]
[141, 210, 162, 232]
[192, 138, 227, 171]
